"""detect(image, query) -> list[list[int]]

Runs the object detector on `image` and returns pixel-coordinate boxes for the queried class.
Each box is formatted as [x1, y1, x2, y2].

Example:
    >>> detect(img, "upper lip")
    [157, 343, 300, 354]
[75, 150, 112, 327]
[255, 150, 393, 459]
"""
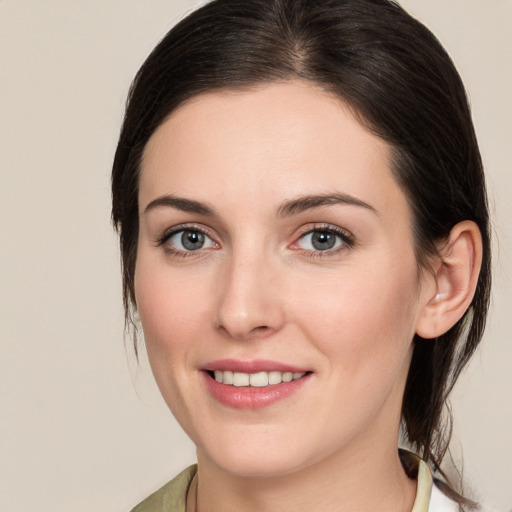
[202, 359, 310, 374]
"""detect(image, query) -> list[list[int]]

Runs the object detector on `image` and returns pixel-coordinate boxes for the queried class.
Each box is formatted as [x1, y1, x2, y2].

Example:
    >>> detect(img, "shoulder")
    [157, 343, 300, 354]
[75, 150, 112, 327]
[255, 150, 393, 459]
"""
[130, 465, 197, 512]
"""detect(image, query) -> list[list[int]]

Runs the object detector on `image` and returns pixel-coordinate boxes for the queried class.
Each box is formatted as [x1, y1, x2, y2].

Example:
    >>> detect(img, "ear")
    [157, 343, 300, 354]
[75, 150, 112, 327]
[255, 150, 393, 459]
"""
[415, 221, 483, 339]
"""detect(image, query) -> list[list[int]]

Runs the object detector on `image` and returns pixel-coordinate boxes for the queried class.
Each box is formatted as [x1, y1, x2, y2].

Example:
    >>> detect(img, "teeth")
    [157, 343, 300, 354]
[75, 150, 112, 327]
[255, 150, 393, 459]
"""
[268, 371, 282, 385]
[211, 370, 306, 387]
[249, 371, 268, 387]
[233, 372, 250, 387]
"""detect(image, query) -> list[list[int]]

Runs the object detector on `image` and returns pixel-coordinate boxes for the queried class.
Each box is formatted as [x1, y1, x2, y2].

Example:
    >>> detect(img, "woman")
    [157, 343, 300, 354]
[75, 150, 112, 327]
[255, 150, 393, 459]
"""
[111, 0, 491, 510]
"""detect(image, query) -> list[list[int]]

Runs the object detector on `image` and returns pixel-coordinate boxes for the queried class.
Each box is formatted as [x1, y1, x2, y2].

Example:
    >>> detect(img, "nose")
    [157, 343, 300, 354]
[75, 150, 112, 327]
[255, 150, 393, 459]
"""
[214, 251, 285, 341]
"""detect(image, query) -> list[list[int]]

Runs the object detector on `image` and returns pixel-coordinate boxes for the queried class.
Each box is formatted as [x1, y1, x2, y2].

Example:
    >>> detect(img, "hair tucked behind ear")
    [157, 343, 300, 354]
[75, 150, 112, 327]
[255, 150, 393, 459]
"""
[112, 0, 491, 505]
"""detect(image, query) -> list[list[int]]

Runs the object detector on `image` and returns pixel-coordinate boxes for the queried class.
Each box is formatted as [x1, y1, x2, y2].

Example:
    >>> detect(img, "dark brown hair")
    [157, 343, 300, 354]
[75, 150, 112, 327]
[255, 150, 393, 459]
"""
[112, 0, 491, 505]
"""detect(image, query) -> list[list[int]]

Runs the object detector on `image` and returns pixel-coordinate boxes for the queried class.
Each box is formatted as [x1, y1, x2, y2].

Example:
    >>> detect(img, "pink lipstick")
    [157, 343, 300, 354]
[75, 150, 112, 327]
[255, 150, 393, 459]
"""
[201, 359, 312, 410]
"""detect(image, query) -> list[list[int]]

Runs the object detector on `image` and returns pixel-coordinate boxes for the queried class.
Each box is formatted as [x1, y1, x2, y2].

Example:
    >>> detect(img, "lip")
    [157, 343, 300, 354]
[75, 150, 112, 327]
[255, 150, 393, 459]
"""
[203, 359, 309, 374]
[201, 359, 312, 410]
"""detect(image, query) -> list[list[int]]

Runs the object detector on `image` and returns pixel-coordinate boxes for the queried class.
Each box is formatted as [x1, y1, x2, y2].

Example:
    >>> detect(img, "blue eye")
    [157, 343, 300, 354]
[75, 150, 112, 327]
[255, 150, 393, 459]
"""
[168, 229, 215, 252]
[295, 228, 352, 252]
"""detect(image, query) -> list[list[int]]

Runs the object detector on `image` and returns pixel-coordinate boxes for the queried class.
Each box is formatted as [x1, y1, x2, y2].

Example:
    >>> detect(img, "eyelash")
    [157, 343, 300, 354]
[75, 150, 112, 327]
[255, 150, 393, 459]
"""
[291, 224, 355, 259]
[155, 223, 355, 259]
[155, 223, 219, 258]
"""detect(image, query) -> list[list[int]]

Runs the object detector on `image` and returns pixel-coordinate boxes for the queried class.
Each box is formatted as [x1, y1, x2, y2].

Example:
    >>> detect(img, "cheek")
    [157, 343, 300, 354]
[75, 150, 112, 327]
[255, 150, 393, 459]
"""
[292, 256, 420, 370]
[135, 255, 208, 334]
[133, 257, 214, 429]
[133, 255, 210, 379]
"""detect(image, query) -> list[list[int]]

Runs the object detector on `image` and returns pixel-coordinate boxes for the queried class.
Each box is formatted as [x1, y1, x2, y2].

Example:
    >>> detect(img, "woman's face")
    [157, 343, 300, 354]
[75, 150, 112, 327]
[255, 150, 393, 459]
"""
[135, 81, 434, 478]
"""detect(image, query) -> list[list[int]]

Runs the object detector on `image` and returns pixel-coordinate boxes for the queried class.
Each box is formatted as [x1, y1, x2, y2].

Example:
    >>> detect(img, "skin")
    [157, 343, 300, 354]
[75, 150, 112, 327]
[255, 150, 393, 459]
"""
[135, 81, 442, 512]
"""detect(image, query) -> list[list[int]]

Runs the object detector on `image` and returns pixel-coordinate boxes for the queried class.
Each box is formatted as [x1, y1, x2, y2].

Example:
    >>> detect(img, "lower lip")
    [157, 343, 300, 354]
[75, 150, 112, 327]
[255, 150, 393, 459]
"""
[202, 372, 311, 410]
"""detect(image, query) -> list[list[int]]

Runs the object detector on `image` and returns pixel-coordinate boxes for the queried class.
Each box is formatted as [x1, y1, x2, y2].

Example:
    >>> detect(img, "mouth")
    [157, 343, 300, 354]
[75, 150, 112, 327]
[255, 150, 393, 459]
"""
[206, 369, 308, 387]
[201, 360, 312, 409]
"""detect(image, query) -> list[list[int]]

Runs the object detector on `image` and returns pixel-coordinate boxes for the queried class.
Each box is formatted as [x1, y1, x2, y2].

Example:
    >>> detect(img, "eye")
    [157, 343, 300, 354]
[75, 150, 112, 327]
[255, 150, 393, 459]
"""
[166, 229, 216, 252]
[292, 226, 354, 254]
[300, 231, 340, 251]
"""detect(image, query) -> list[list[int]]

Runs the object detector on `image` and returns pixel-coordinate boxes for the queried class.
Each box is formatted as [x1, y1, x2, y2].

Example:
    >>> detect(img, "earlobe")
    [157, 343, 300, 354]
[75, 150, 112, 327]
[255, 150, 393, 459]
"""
[415, 221, 483, 339]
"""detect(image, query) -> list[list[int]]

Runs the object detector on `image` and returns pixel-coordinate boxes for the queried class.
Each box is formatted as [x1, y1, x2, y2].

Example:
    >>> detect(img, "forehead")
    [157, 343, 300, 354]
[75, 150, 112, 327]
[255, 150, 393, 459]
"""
[139, 81, 406, 222]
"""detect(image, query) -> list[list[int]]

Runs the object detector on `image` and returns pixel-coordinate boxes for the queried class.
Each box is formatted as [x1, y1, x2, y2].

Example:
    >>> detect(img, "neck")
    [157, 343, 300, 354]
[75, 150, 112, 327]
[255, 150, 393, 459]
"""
[194, 440, 416, 512]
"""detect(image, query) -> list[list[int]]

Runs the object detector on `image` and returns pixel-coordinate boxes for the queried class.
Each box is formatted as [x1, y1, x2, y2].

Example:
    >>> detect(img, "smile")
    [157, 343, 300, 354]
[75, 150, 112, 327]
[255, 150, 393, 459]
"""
[211, 370, 306, 387]
[202, 361, 312, 409]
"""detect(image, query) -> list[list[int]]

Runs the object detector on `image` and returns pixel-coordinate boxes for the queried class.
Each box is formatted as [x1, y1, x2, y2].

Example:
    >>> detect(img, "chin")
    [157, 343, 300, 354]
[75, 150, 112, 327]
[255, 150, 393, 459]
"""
[195, 426, 323, 479]
[208, 451, 310, 479]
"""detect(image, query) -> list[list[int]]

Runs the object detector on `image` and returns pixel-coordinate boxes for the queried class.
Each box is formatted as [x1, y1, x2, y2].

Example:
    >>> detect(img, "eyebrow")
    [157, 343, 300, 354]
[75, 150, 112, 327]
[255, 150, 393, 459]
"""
[277, 193, 378, 217]
[144, 195, 217, 216]
[143, 192, 378, 218]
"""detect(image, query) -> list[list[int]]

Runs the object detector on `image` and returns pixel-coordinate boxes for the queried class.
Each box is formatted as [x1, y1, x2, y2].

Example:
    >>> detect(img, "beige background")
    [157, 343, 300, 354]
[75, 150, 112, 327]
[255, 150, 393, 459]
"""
[0, 1, 510, 511]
